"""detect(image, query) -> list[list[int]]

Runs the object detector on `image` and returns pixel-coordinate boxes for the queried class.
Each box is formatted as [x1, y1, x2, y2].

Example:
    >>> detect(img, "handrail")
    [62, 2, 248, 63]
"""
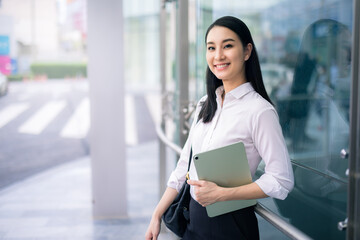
[156, 125, 182, 155]
[156, 125, 312, 240]
[255, 204, 312, 240]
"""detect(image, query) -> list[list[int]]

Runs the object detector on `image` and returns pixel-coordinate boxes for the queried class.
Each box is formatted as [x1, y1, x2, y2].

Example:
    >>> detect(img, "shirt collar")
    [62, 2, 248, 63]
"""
[215, 82, 254, 100]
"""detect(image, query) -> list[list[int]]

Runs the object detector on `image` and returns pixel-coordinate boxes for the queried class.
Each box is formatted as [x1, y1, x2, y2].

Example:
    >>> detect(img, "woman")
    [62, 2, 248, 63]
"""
[145, 16, 294, 240]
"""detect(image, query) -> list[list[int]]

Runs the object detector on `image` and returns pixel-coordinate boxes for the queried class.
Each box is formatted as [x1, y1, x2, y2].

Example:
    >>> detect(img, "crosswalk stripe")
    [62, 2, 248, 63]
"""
[4, 95, 145, 145]
[60, 98, 90, 139]
[125, 95, 138, 146]
[0, 103, 30, 129]
[18, 101, 66, 135]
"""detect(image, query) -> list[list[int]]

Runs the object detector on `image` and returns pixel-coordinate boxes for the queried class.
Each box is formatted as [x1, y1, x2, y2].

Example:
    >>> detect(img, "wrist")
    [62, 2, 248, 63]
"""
[152, 214, 161, 221]
[218, 187, 231, 202]
[152, 210, 163, 221]
[219, 187, 232, 201]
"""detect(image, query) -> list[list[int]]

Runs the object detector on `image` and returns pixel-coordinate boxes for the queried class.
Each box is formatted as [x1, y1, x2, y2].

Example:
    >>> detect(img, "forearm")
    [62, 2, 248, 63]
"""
[219, 182, 268, 201]
[152, 187, 178, 219]
[188, 180, 267, 206]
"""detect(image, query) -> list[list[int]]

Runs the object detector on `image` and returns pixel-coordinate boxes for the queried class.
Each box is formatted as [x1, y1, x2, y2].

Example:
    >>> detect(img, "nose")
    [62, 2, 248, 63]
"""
[215, 48, 225, 60]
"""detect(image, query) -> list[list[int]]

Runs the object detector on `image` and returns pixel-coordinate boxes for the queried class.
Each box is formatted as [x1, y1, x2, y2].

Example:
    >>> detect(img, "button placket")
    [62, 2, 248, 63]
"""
[202, 101, 224, 151]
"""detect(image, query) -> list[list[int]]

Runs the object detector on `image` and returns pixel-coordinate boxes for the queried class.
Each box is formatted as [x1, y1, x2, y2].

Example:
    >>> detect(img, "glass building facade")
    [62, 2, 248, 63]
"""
[126, 0, 358, 239]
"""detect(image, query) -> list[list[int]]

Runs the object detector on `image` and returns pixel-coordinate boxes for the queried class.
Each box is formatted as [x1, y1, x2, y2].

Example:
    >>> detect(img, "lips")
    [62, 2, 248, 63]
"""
[214, 63, 230, 70]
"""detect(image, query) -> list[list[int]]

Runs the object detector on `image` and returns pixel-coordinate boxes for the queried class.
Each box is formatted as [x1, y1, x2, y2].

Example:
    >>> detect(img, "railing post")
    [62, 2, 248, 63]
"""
[159, 0, 168, 198]
[347, 0, 360, 238]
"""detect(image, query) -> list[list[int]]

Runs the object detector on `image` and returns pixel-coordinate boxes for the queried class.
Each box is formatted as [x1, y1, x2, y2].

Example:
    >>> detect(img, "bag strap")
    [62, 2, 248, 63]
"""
[187, 147, 193, 171]
[186, 147, 192, 180]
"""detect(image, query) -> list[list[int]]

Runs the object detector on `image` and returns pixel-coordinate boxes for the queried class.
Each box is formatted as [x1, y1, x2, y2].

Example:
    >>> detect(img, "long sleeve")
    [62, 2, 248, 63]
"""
[253, 108, 294, 200]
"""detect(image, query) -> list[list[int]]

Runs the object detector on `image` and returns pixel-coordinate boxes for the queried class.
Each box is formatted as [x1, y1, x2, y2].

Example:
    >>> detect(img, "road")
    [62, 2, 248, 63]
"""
[0, 79, 160, 190]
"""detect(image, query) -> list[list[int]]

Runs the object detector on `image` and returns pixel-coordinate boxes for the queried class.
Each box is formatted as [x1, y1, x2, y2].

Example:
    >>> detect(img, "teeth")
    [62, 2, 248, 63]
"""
[216, 64, 229, 68]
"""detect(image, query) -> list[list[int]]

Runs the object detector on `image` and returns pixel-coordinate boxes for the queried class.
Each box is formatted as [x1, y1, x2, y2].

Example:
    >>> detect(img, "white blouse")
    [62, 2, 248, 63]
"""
[167, 82, 294, 200]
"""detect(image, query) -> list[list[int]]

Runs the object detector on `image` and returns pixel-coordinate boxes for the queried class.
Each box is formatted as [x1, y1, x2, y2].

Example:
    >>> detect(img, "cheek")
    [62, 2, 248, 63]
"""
[231, 52, 245, 66]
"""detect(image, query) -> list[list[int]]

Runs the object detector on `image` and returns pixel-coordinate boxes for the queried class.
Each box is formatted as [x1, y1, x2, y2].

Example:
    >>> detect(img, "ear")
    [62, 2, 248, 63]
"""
[244, 43, 253, 61]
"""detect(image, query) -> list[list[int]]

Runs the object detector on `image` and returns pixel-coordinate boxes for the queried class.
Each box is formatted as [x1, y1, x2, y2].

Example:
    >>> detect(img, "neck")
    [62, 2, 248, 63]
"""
[222, 77, 247, 94]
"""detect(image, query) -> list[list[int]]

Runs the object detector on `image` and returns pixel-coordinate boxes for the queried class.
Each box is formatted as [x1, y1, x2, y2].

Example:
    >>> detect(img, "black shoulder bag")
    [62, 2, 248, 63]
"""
[162, 148, 193, 238]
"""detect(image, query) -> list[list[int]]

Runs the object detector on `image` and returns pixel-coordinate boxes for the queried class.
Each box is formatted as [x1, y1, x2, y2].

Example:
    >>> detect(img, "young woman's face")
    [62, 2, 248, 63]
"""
[206, 26, 251, 84]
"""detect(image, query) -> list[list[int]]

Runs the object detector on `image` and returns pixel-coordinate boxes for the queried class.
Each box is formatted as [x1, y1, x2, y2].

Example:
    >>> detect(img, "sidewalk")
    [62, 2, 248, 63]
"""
[0, 140, 177, 240]
[0, 139, 289, 240]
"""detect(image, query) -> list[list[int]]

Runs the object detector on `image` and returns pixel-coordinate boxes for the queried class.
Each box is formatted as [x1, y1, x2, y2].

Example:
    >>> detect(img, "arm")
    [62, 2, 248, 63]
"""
[146, 97, 206, 239]
[187, 180, 267, 207]
[252, 108, 294, 200]
[145, 187, 178, 240]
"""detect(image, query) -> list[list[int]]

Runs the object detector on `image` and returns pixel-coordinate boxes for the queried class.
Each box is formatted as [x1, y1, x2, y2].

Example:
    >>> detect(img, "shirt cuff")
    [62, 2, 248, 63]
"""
[255, 174, 290, 200]
[167, 171, 186, 193]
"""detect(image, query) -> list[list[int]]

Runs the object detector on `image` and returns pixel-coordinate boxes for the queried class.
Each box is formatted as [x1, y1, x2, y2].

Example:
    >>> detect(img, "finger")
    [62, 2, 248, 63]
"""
[187, 180, 203, 186]
[198, 200, 207, 207]
[154, 230, 159, 240]
[145, 233, 152, 240]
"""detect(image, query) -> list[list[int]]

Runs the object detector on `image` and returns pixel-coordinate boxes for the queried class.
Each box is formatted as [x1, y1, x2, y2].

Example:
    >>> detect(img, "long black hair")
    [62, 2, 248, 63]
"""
[198, 16, 272, 123]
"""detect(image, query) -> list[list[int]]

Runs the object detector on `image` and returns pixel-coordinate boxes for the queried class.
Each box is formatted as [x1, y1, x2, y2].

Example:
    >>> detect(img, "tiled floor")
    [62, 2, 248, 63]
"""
[0, 141, 177, 240]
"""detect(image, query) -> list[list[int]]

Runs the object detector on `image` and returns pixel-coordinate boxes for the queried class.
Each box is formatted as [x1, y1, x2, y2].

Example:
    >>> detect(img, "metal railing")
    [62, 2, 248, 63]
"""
[156, 125, 312, 240]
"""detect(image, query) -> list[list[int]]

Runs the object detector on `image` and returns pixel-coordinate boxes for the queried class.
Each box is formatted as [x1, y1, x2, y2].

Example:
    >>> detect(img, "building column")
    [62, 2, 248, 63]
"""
[87, 0, 127, 218]
[177, 0, 189, 147]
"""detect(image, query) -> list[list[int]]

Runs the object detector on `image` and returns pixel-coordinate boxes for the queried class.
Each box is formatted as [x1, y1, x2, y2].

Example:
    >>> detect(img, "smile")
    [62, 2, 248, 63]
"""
[214, 63, 230, 69]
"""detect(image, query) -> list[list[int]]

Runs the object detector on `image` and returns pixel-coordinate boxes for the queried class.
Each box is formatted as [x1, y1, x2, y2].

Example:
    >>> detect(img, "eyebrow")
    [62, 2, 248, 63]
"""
[206, 38, 235, 45]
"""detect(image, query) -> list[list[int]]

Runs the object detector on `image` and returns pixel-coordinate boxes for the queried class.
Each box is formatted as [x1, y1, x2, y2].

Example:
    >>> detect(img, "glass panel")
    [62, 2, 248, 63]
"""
[256, 163, 347, 239]
[157, 2, 180, 145]
[194, 0, 353, 181]
[124, 1, 160, 89]
[194, 0, 352, 239]
[276, 18, 351, 183]
[191, 0, 214, 101]
[164, 3, 179, 145]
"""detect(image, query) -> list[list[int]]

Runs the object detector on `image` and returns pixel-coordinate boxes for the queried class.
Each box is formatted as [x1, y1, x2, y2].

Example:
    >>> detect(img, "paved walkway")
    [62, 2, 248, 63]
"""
[0, 140, 289, 240]
[0, 141, 178, 240]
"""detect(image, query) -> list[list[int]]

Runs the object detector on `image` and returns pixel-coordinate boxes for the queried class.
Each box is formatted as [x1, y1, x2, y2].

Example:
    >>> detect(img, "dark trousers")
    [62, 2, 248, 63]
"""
[182, 197, 259, 240]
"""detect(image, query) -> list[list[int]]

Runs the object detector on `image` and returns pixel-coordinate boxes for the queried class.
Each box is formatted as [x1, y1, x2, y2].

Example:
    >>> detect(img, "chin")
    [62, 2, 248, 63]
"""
[214, 73, 227, 80]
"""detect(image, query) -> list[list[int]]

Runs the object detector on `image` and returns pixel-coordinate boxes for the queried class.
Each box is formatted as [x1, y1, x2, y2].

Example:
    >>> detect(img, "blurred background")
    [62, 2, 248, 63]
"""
[0, 0, 358, 239]
[0, 0, 162, 190]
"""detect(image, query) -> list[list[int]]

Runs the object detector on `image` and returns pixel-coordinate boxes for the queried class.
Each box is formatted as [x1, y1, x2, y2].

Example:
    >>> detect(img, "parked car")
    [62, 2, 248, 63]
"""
[0, 72, 9, 96]
[260, 63, 293, 96]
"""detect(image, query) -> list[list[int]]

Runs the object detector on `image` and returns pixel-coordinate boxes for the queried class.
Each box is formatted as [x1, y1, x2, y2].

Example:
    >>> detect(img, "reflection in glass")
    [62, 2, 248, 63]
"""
[263, 19, 351, 240]
[276, 19, 351, 180]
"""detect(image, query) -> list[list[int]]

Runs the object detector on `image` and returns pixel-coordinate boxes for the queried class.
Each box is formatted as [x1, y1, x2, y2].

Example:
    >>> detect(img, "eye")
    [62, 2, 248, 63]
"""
[207, 46, 215, 51]
[224, 44, 233, 49]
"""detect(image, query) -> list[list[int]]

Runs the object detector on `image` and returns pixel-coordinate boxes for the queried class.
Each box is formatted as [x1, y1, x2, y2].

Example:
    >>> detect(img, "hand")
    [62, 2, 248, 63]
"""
[187, 179, 222, 207]
[145, 216, 161, 240]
